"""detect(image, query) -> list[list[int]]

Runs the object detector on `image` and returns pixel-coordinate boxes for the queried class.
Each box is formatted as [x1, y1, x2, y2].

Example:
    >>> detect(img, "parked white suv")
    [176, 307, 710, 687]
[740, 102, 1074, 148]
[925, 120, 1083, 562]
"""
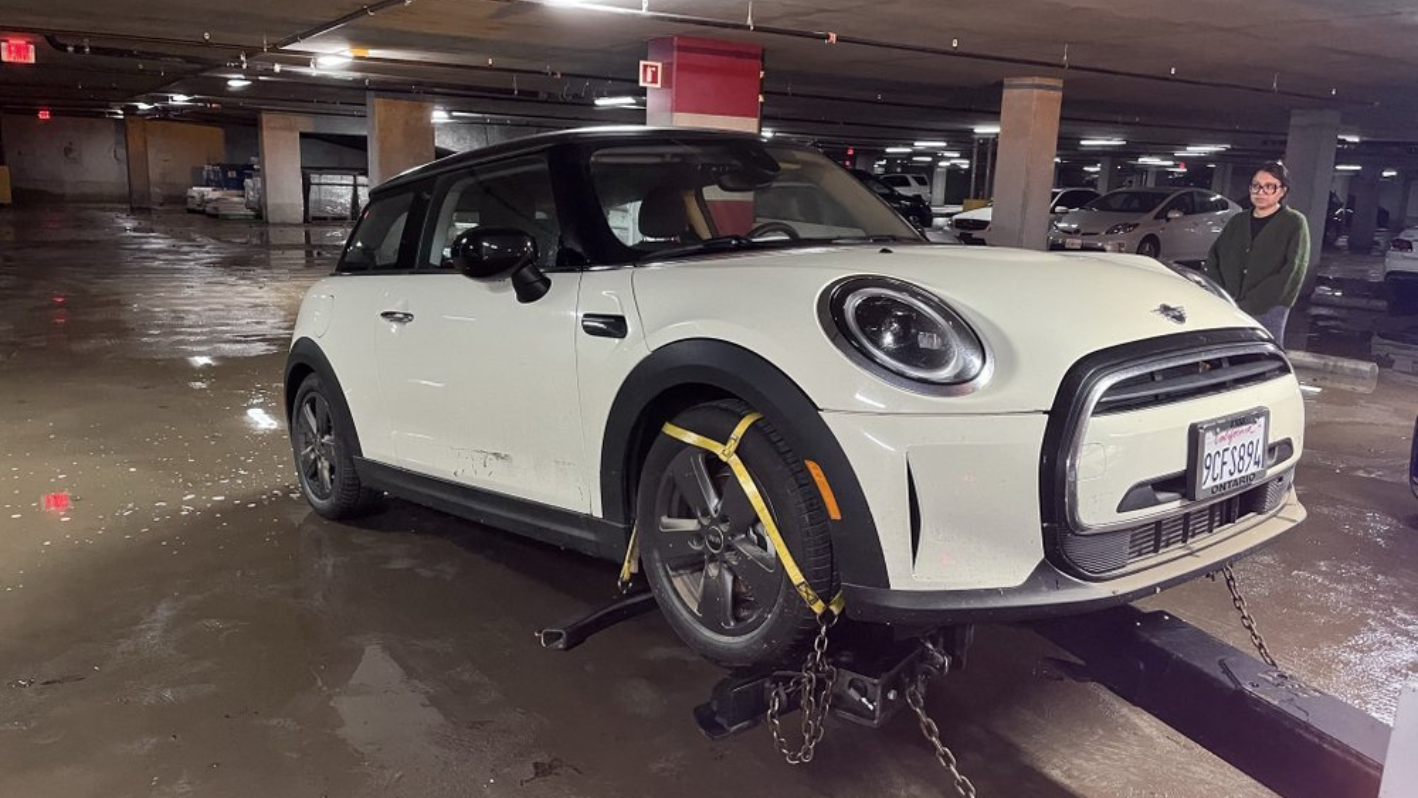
[1050, 187, 1240, 262]
[286, 128, 1306, 669]
[880, 172, 930, 199]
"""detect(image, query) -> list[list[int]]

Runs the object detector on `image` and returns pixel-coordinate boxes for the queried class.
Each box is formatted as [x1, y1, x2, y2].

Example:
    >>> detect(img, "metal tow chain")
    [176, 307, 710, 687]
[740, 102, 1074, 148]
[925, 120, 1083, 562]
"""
[768, 613, 838, 764]
[1219, 564, 1283, 672]
[905, 636, 978, 798]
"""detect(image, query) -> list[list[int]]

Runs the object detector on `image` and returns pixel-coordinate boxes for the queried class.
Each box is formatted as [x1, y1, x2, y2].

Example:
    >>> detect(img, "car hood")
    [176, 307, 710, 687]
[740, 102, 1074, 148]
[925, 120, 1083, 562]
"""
[1054, 210, 1141, 235]
[631, 244, 1266, 415]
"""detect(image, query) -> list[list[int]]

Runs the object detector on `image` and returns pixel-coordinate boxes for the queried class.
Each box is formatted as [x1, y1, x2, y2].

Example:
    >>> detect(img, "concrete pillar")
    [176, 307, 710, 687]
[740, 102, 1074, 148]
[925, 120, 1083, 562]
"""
[1142, 168, 1158, 188]
[853, 152, 874, 171]
[1283, 109, 1341, 268]
[1211, 163, 1234, 196]
[1349, 162, 1383, 252]
[931, 163, 948, 206]
[989, 77, 1063, 250]
[366, 95, 435, 186]
[259, 113, 305, 225]
[1394, 175, 1413, 232]
[1096, 156, 1115, 193]
[124, 117, 152, 211]
[645, 37, 762, 132]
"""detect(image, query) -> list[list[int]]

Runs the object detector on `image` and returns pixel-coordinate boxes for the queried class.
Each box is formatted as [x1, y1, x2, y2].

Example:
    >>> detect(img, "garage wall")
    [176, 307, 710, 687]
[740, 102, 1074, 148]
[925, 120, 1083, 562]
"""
[0, 114, 128, 203]
[146, 121, 226, 206]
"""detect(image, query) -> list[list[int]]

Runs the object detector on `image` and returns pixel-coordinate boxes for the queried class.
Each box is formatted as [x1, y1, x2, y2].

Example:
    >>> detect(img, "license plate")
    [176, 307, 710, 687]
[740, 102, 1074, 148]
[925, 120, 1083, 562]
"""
[1065, 237, 1082, 249]
[1188, 409, 1270, 500]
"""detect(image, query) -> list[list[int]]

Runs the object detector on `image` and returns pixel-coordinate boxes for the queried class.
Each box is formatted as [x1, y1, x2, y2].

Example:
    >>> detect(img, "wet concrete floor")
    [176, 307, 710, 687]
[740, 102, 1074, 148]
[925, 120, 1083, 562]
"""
[1, 207, 1414, 798]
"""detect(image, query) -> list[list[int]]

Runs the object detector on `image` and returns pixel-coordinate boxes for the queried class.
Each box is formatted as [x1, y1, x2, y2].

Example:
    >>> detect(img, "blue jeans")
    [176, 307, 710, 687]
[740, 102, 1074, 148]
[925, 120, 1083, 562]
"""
[1253, 306, 1289, 346]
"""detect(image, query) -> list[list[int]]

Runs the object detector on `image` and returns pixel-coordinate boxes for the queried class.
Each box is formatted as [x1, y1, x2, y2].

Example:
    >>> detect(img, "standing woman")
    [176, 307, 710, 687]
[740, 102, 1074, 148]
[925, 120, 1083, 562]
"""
[1202, 161, 1311, 345]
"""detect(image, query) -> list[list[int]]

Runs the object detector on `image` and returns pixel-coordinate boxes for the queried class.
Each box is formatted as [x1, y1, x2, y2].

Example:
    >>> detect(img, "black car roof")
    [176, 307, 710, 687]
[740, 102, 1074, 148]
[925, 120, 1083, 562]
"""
[374, 125, 783, 195]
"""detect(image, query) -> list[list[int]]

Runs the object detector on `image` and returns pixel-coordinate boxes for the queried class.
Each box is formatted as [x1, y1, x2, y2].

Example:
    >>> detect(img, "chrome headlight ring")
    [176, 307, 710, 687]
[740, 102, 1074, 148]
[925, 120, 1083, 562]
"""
[818, 276, 992, 396]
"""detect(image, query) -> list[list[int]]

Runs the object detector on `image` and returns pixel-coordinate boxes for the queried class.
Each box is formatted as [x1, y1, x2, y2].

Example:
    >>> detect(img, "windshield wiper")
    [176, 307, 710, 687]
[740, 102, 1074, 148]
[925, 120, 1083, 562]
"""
[636, 235, 791, 262]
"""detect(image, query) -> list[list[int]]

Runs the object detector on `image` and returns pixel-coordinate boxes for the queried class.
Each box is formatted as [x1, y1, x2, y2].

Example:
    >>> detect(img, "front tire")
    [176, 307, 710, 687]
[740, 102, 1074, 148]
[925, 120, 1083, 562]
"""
[291, 373, 381, 520]
[636, 400, 834, 669]
[1137, 236, 1161, 259]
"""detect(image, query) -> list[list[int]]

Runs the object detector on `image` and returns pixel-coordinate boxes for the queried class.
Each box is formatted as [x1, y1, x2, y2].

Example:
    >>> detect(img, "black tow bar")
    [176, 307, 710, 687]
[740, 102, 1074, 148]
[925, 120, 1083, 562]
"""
[537, 590, 657, 651]
[1031, 605, 1389, 798]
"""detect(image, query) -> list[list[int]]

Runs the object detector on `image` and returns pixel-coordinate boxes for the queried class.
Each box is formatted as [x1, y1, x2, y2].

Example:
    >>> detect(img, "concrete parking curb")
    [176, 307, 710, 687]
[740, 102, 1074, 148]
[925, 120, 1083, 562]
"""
[1287, 349, 1380, 392]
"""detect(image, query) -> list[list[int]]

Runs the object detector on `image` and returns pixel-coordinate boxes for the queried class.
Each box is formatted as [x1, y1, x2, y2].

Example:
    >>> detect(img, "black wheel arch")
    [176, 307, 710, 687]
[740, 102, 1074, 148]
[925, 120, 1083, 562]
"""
[600, 338, 889, 589]
[285, 337, 363, 459]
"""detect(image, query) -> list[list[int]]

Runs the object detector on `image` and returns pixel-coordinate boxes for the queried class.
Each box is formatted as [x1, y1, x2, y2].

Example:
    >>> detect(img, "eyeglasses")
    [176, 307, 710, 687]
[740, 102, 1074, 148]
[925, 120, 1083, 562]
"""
[1249, 182, 1283, 195]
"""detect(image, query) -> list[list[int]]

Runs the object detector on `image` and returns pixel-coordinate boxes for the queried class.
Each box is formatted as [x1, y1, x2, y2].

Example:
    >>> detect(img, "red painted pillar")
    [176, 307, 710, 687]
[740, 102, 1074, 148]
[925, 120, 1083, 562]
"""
[645, 36, 762, 133]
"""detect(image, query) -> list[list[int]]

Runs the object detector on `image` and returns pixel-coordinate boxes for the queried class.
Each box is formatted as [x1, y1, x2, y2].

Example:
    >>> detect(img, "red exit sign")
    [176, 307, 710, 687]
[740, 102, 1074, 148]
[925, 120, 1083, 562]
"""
[2, 40, 37, 64]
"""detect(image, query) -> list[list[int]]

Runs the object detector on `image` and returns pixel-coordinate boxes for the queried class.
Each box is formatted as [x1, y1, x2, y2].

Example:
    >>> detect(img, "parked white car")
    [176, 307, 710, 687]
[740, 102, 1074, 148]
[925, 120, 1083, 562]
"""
[1050, 188, 1241, 262]
[948, 188, 1100, 245]
[880, 172, 930, 199]
[1385, 226, 1418, 312]
[286, 128, 1306, 670]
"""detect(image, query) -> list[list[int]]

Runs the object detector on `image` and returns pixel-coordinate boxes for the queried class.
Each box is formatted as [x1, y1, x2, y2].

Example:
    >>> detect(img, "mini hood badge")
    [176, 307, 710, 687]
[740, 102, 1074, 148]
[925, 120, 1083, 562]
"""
[1154, 304, 1187, 324]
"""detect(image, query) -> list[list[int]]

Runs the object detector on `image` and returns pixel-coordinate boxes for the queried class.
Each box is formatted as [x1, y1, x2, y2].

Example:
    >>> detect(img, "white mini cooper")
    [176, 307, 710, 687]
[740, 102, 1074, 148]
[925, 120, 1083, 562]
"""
[286, 127, 1306, 669]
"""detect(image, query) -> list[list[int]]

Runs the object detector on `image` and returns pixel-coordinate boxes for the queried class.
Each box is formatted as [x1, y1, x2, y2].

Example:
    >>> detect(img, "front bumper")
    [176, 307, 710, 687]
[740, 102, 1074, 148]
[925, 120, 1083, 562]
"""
[1048, 234, 1131, 253]
[844, 488, 1304, 625]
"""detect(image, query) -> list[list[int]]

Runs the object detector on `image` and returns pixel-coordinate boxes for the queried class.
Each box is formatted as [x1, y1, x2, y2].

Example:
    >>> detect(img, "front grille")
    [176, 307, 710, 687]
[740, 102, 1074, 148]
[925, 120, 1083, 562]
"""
[1059, 471, 1291, 576]
[1095, 351, 1290, 415]
[953, 218, 989, 231]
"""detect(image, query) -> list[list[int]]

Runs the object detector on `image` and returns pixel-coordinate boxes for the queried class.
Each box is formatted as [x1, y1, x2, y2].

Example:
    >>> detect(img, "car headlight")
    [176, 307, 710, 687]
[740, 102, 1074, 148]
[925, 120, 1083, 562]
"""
[1165, 263, 1237, 307]
[1106, 222, 1140, 235]
[820, 276, 987, 390]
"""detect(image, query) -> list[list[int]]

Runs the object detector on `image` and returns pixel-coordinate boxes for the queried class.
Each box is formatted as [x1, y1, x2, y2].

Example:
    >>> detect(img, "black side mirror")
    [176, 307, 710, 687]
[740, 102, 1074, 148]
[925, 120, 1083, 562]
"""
[449, 228, 550, 304]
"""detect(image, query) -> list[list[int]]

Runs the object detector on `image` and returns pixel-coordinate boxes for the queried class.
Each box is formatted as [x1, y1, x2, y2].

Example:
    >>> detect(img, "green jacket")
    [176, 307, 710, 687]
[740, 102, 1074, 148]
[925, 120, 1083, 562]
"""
[1201, 206, 1310, 314]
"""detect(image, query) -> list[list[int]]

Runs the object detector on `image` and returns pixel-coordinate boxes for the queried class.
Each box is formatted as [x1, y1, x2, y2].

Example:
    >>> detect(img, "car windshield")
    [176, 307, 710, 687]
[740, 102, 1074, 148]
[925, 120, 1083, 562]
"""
[1085, 190, 1170, 214]
[588, 141, 921, 260]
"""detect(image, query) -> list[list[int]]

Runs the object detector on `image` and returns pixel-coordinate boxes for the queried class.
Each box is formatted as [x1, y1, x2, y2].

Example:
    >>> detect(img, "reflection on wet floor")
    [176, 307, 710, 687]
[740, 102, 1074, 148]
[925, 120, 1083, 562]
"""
[0, 207, 1414, 798]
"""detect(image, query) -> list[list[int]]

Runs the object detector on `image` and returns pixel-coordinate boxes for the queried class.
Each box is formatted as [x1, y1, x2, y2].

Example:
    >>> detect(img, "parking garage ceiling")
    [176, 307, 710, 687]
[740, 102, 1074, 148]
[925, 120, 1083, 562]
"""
[3, 0, 1418, 162]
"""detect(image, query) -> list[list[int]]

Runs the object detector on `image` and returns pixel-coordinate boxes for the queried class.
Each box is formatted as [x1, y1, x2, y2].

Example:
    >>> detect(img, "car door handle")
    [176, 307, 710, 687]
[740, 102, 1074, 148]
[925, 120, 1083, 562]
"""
[581, 313, 627, 339]
[380, 310, 415, 324]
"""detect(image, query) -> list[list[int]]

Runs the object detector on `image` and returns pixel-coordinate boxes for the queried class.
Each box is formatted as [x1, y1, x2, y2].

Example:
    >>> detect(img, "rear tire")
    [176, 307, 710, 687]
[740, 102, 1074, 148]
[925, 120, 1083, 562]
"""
[636, 400, 834, 669]
[291, 373, 381, 520]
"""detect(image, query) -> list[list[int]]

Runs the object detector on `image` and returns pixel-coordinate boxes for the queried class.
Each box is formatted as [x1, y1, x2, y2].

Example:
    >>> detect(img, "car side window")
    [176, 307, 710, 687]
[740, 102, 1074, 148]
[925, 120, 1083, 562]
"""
[1160, 192, 1195, 218]
[339, 191, 414, 273]
[422, 156, 563, 271]
[1206, 194, 1230, 213]
[1058, 190, 1097, 210]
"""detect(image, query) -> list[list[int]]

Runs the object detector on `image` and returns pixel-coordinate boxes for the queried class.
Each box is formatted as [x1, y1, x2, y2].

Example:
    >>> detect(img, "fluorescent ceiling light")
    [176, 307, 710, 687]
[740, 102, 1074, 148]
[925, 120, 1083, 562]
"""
[1083, 166, 1101, 173]
[451, 111, 483, 118]
[914, 140, 948, 148]
[1185, 144, 1229, 152]
[949, 159, 970, 166]
[593, 95, 638, 107]
[1137, 157, 1174, 166]
[315, 52, 353, 68]
[226, 78, 252, 89]
[430, 109, 451, 122]
[884, 146, 913, 154]
[134, 102, 154, 110]
[761, 128, 775, 139]
[1167, 167, 1188, 173]
[1383, 169, 1399, 178]
[911, 156, 934, 162]
[1336, 164, 1362, 171]
[1080, 138, 1125, 147]
[973, 125, 1001, 135]
[170, 94, 191, 103]
[936, 150, 961, 158]
[1339, 134, 1362, 143]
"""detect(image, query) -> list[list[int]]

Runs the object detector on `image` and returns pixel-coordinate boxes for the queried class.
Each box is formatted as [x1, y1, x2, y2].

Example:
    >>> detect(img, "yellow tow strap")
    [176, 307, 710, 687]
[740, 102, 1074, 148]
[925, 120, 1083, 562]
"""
[656, 412, 845, 618]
